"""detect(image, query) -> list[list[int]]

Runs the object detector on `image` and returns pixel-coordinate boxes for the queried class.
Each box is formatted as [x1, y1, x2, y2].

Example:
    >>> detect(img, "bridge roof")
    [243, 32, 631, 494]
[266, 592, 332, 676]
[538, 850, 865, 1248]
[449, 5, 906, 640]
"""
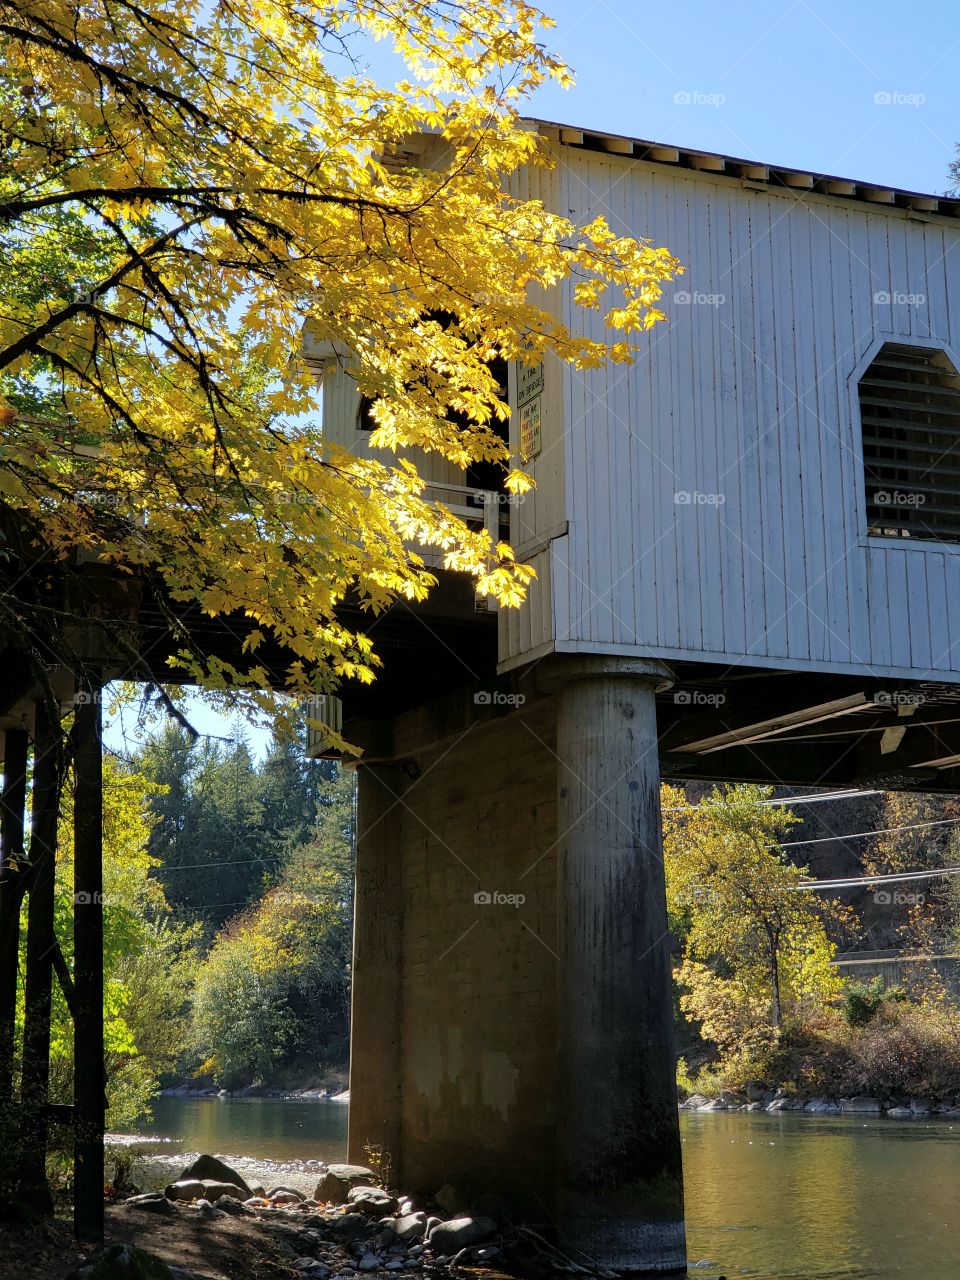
[530, 116, 960, 220]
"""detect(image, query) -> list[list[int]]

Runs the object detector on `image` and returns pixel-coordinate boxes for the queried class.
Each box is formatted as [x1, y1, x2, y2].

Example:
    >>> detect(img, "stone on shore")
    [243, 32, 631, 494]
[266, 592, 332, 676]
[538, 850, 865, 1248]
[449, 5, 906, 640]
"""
[314, 1164, 377, 1205]
[804, 1098, 840, 1114]
[427, 1216, 498, 1252]
[679, 1093, 707, 1110]
[177, 1154, 251, 1195]
[391, 1212, 428, 1242]
[841, 1096, 881, 1113]
[767, 1093, 804, 1111]
[122, 1193, 173, 1216]
[165, 1178, 247, 1202]
[347, 1186, 399, 1216]
[330, 1212, 373, 1241]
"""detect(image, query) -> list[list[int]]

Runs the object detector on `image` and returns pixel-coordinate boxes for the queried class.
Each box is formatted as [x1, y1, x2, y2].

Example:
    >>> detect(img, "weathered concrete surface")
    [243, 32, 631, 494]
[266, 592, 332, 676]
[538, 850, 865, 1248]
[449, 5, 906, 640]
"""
[397, 697, 559, 1214]
[347, 764, 407, 1171]
[550, 657, 685, 1274]
[347, 671, 686, 1271]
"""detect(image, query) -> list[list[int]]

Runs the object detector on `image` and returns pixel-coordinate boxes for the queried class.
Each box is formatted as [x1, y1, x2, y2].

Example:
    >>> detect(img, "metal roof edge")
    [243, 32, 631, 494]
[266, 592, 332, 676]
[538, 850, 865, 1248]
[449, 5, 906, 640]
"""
[527, 116, 960, 219]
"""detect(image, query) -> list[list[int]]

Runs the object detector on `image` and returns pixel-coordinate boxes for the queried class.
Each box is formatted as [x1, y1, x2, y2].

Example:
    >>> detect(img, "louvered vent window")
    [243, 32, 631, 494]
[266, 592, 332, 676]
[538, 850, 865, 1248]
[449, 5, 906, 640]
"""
[860, 343, 960, 543]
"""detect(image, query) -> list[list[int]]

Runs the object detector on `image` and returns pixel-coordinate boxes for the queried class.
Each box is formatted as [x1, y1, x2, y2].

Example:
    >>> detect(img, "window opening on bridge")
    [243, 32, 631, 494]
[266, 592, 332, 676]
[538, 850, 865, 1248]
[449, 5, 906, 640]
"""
[860, 342, 960, 543]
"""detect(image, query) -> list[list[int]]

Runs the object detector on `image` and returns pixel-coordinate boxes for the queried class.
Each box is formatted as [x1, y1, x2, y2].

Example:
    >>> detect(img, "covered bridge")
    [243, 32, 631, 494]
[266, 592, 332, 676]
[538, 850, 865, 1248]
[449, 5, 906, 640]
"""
[310, 119, 960, 1275]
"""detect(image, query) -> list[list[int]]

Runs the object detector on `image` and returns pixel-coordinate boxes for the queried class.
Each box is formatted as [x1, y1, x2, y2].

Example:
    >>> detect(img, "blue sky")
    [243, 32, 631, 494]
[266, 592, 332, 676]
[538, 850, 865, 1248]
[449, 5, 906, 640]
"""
[107, 0, 960, 760]
[525, 0, 959, 196]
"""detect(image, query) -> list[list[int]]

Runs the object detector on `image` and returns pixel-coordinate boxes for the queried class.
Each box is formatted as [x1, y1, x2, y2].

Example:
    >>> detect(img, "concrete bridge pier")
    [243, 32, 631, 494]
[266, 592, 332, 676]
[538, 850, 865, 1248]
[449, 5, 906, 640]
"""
[346, 655, 685, 1275]
[550, 657, 685, 1275]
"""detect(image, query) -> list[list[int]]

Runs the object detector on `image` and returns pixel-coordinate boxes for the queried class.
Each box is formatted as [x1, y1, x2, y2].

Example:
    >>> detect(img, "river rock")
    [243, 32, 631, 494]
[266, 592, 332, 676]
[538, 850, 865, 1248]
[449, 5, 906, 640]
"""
[804, 1098, 840, 1114]
[165, 1180, 205, 1202]
[680, 1093, 707, 1110]
[427, 1216, 498, 1252]
[214, 1194, 250, 1215]
[886, 1106, 913, 1117]
[746, 1101, 765, 1111]
[331, 1212, 373, 1241]
[841, 1096, 881, 1113]
[178, 1154, 251, 1195]
[697, 1098, 727, 1111]
[910, 1099, 934, 1115]
[123, 1192, 173, 1216]
[767, 1095, 803, 1111]
[348, 1186, 399, 1216]
[271, 1190, 307, 1206]
[392, 1212, 428, 1242]
[315, 1164, 377, 1204]
[719, 1089, 746, 1106]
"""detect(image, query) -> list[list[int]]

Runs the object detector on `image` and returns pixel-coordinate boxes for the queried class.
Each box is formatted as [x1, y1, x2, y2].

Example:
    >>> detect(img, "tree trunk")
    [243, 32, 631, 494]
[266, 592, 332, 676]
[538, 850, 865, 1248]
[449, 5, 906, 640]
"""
[768, 929, 783, 1030]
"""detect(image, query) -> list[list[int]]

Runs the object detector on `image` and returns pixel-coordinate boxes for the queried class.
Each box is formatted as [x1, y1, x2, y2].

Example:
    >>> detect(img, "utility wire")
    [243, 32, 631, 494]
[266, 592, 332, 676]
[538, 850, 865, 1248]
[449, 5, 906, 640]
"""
[662, 788, 882, 813]
[795, 865, 960, 890]
[780, 815, 960, 849]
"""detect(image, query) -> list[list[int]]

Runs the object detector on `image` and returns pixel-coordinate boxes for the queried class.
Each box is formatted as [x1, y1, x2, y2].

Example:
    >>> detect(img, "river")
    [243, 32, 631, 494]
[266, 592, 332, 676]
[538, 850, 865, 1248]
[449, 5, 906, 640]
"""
[124, 1100, 960, 1279]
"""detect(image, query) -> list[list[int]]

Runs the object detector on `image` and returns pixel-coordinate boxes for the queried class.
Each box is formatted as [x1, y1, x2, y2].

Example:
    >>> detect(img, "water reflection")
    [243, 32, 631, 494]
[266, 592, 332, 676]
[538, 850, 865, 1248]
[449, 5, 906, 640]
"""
[682, 1110, 960, 1279]
[128, 1100, 960, 1278]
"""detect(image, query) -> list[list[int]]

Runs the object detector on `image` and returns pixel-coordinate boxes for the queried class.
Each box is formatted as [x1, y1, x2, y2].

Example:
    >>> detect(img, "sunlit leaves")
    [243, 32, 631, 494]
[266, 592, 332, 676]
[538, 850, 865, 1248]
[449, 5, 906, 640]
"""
[0, 0, 682, 710]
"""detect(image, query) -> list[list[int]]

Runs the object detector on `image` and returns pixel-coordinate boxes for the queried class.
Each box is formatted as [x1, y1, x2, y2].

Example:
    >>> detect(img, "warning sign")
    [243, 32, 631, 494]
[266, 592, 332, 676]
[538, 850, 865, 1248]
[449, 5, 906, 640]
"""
[517, 362, 544, 406]
[520, 397, 542, 462]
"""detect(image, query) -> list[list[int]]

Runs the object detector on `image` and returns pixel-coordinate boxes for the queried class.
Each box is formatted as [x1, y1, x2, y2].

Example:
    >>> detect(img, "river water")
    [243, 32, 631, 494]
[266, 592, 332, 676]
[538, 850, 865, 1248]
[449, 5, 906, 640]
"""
[124, 1100, 960, 1279]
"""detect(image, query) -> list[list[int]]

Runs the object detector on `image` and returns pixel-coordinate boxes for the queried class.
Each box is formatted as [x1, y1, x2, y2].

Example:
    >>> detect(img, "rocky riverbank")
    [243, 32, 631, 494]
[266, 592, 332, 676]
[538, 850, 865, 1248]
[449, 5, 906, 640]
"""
[158, 1084, 350, 1102]
[680, 1086, 960, 1117]
[46, 1154, 595, 1280]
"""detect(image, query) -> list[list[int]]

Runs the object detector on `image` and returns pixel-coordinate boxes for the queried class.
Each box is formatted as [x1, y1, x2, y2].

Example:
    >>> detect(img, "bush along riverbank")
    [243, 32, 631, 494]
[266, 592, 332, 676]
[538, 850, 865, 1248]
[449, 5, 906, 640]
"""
[677, 985, 960, 1117]
[51, 1155, 602, 1280]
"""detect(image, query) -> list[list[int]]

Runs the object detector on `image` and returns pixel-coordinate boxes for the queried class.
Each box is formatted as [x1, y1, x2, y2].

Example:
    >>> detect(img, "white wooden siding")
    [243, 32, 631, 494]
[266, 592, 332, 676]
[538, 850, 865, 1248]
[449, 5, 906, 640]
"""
[499, 145, 960, 682]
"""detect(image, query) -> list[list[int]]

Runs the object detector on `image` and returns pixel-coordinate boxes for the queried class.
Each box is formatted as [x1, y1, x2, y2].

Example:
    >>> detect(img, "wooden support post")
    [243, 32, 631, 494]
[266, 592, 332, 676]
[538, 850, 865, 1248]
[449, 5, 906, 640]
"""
[0, 728, 29, 1097]
[550, 657, 686, 1275]
[18, 702, 62, 1215]
[347, 763, 405, 1182]
[73, 680, 104, 1243]
[0, 727, 29, 1216]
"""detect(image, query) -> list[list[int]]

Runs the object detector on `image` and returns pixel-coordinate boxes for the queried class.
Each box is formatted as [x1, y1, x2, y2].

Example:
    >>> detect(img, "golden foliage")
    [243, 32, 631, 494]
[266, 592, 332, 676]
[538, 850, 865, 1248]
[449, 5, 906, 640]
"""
[0, 0, 682, 710]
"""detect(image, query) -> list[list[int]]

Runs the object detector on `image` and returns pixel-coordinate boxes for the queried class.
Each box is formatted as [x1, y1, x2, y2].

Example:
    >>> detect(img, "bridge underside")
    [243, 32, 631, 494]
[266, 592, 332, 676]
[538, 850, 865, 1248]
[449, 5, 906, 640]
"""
[341, 620, 960, 1275]
[6, 549, 960, 1270]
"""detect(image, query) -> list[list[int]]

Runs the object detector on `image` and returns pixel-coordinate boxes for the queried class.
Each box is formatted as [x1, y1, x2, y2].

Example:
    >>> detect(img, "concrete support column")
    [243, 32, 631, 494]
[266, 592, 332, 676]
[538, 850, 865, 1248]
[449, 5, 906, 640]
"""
[550, 657, 685, 1276]
[347, 762, 407, 1181]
